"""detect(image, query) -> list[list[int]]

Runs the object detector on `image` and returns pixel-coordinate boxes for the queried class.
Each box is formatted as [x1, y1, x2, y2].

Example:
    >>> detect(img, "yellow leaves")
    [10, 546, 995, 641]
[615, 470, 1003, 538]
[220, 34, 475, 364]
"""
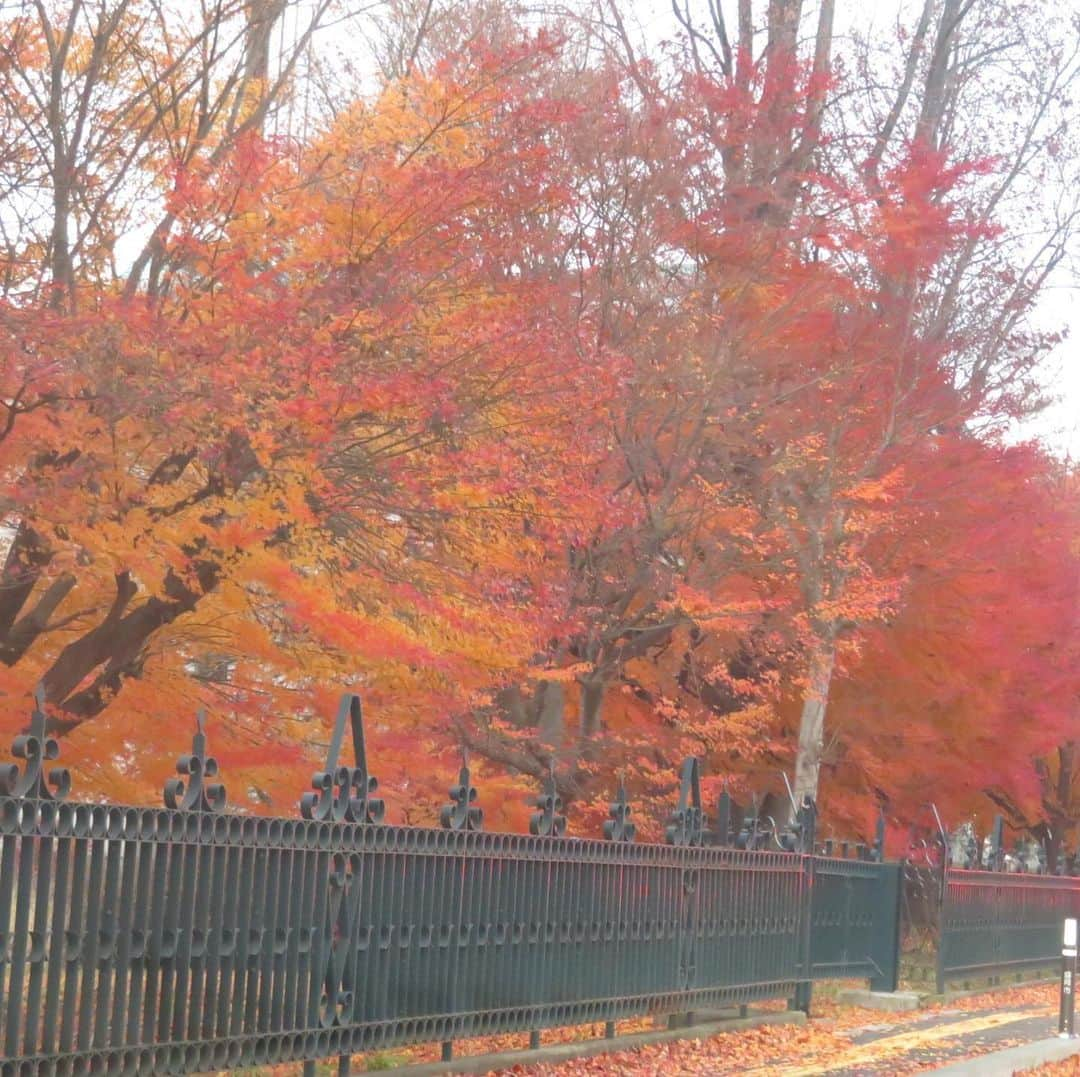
[840, 466, 906, 507]
[528, 662, 591, 683]
[363, 74, 495, 167]
[669, 582, 762, 626]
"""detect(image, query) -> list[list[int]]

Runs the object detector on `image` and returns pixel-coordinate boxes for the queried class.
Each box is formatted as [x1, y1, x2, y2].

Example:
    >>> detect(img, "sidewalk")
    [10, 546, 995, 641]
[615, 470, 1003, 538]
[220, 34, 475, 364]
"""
[783, 1000, 1069, 1075]
[927, 1036, 1080, 1075]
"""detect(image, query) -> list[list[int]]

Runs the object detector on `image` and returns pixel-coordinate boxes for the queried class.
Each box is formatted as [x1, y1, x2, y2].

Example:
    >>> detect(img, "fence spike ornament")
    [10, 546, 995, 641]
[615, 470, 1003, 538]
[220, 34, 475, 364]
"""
[529, 765, 567, 837]
[163, 709, 227, 812]
[301, 693, 385, 824]
[873, 807, 887, 862]
[602, 781, 636, 842]
[665, 757, 705, 846]
[737, 799, 774, 851]
[0, 685, 71, 801]
[989, 814, 1005, 871]
[796, 796, 817, 854]
[715, 787, 732, 847]
[441, 754, 483, 832]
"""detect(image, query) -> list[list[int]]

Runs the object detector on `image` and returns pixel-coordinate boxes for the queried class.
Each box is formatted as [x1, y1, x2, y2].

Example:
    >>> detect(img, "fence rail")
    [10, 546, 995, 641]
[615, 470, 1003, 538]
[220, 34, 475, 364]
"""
[0, 692, 900, 1076]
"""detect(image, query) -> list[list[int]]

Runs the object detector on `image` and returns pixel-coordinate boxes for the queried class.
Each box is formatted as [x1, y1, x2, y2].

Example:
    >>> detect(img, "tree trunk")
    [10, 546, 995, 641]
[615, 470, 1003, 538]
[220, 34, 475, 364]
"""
[230, 0, 287, 135]
[792, 634, 836, 808]
[578, 676, 604, 763]
[49, 177, 72, 306]
[536, 680, 565, 749]
[243, 0, 286, 83]
[0, 572, 76, 665]
[38, 560, 219, 731]
[0, 522, 52, 638]
[1042, 825, 1063, 874]
[580, 678, 603, 739]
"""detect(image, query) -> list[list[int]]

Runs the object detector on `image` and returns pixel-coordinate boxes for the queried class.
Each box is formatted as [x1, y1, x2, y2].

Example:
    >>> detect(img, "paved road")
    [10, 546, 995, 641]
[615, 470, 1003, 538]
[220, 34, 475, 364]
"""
[757, 1002, 1059, 1074]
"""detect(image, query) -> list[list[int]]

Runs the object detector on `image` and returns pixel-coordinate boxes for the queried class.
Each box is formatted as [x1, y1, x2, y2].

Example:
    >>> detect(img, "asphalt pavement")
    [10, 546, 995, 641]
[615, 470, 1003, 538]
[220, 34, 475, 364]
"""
[761, 1001, 1074, 1074]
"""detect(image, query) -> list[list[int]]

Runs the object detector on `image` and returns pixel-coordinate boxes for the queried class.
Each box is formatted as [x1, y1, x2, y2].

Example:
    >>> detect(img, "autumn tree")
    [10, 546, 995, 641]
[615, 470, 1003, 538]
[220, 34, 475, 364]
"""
[0, 0, 328, 304]
[375, 0, 1080, 832]
[0, 0, 1074, 838]
[817, 441, 1078, 850]
[601, 0, 1080, 810]
[0, 37, 612, 811]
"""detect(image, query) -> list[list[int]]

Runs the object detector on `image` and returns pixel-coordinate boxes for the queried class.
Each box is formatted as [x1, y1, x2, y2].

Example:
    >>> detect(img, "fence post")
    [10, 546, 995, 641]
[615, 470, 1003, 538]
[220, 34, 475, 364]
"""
[1061, 918, 1078, 1037]
[791, 797, 817, 1013]
[934, 901, 947, 993]
[989, 815, 1005, 871]
[715, 788, 731, 847]
[933, 807, 950, 995]
[869, 857, 904, 993]
[873, 808, 886, 862]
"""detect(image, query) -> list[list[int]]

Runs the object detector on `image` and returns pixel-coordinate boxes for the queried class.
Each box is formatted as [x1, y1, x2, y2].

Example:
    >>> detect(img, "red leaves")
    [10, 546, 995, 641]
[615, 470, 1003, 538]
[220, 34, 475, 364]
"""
[0, 11, 1074, 845]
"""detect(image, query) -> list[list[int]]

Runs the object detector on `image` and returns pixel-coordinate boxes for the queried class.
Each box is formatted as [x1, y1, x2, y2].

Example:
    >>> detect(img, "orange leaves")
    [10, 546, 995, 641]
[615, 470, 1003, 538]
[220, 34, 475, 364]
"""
[0, 37, 614, 808]
[0, 6, 1074, 852]
[529, 663, 592, 684]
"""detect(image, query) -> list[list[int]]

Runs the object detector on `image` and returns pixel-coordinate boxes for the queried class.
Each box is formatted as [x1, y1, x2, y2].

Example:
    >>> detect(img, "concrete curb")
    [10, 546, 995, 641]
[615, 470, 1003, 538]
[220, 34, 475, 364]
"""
[836, 989, 923, 1011]
[838, 976, 1058, 1013]
[926, 1035, 1080, 1075]
[930, 976, 1059, 1006]
[365, 1009, 806, 1075]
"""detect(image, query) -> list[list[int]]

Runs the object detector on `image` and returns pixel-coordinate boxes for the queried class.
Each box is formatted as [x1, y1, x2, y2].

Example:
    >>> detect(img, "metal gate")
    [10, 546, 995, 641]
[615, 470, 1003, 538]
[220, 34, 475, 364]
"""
[811, 856, 903, 991]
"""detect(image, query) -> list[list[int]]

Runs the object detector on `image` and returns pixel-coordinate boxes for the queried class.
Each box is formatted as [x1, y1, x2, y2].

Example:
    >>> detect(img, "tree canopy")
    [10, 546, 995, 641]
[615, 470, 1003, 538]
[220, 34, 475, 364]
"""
[1, 0, 1077, 850]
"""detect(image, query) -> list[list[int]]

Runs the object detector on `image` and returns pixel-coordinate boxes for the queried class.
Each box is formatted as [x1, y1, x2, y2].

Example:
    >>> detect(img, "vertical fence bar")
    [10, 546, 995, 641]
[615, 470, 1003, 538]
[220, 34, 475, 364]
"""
[108, 811, 138, 1051]
[187, 826, 218, 1042]
[212, 824, 242, 1040]
[40, 808, 71, 1056]
[23, 810, 55, 1057]
[155, 824, 186, 1046]
[124, 819, 157, 1049]
[3, 808, 34, 1058]
[792, 799, 816, 1012]
[58, 826, 90, 1053]
[1061, 918, 1078, 1038]
[0, 806, 16, 1039]
[92, 811, 124, 1050]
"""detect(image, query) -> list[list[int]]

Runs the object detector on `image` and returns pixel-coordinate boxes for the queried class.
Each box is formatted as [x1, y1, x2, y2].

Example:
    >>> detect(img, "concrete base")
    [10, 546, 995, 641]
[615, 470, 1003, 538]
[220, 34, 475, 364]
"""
[837, 989, 923, 1012]
[932, 975, 1057, 1005]
[368, 1009, 806, 1076]
[927, 1035, 1080, 1075]
[839, 976, 1058, 1013]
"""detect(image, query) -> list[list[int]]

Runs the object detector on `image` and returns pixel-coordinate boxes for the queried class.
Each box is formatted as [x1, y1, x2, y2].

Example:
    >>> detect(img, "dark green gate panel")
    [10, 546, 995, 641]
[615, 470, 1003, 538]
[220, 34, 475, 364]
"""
[810, 858, 902, 991]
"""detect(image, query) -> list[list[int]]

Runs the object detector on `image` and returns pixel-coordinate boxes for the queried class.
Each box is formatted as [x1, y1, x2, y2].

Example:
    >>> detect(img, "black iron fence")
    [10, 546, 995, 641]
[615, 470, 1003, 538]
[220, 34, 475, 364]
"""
[899, 810, 1080, 992]
[936, 869, 1080, 991]
[0, 692, 901, 1076]
[5, 689, 1075, 1075]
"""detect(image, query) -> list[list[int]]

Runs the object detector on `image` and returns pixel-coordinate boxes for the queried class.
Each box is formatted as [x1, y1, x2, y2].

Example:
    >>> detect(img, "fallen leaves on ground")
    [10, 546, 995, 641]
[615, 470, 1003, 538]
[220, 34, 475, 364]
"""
[1020, 1057, 1080, 1075]
[202, 982, 1057, 1074]
[483, 983, 1057, 1076]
